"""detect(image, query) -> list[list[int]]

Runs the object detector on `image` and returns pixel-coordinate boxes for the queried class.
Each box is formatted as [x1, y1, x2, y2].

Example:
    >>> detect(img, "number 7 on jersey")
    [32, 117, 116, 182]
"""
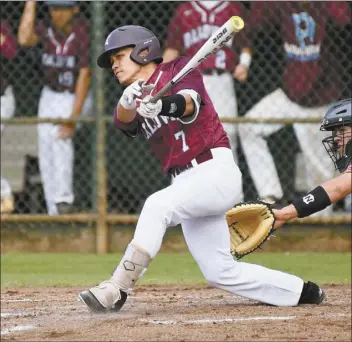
[174, 130, 189, 152]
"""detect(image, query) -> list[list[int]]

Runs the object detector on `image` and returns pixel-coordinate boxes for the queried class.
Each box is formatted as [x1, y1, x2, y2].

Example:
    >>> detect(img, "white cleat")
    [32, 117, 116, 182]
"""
[78, 280, 127, 313]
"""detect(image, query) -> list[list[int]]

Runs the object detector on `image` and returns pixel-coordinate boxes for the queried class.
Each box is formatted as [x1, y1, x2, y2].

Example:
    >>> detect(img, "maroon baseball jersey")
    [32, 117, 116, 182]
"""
[248, 1, 350, 107]
[0, 20, 17, 95]
[35, 17, 90, 93]
[114, 57, 230, 174]
[166, 1, 247, 72]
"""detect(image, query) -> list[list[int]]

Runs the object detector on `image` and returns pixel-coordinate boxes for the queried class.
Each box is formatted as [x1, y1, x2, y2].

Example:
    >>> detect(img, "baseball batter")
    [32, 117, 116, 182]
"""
[79, 25, 325, 313]
[163, 1, 251, 164]
[238, 2, 350, 209]
[18, 0, 92, 215]
[0, 19, 17, 214]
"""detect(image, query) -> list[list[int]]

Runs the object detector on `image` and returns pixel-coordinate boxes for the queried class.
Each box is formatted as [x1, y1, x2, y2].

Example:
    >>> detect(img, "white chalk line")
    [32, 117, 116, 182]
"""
[142, 315, 296, 325]
[142, 313, 349, 325]
[1, 298, 43, 303]
[1, 325, 36, 335]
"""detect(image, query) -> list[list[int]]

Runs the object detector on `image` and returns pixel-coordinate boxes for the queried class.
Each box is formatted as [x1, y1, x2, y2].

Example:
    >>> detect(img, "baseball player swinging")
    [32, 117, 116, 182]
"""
[79, 25, 325, 313]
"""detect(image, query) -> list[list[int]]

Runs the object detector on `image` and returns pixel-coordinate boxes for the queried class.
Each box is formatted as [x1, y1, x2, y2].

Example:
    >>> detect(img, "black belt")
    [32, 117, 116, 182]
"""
[168, 150, 213, 177]
[202, 69, 226, 76]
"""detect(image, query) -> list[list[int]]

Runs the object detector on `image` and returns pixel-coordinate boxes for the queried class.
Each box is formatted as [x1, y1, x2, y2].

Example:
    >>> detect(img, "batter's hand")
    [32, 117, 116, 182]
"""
[137, 95, 162, 119]
[233, 64, 248, 82]
[57, 123, 75, 139]
[119, 80, 155, 110]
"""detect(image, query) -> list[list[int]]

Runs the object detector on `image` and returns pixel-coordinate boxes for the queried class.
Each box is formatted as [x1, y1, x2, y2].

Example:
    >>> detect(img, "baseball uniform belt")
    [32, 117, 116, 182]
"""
[169, 149, 213, 177]
[202, 69, 226, 76]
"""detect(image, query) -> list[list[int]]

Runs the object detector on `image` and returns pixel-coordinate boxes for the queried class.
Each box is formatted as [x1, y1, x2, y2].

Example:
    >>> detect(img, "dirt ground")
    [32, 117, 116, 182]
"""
[1, 284, 351, 341]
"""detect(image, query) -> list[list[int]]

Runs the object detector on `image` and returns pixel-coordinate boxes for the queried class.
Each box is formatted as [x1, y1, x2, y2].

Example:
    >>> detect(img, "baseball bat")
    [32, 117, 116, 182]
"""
[150, 16, 245, 103]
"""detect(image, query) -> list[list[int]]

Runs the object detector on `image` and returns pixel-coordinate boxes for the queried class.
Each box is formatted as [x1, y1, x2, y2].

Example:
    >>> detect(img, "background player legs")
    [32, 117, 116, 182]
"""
[38, 124, 57, 215]
[52, 125, 74, 205]
[202, 73, 238, 163]
[239, 88, 293, 200]
[182, 214, 303, 306]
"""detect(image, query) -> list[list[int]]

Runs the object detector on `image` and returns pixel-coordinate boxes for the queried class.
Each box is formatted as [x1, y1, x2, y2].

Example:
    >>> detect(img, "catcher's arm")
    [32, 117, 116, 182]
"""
[273, 172, 351, 229]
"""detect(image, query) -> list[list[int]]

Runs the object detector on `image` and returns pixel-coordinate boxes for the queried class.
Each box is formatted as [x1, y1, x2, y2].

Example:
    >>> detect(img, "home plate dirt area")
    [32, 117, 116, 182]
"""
[1, 285, 351, 341]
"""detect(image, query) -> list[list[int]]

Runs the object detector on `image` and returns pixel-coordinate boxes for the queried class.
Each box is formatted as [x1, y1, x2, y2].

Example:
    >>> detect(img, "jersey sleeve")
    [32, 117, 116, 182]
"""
[165, 7, 184, 52]
[0, 20, 17, 59]
[113, 107, 141, 138]
[345, 163, 352, 173]
[171, 57, 205, 98]
[328, 1, 351, 25]
[77, 19, 90, 69]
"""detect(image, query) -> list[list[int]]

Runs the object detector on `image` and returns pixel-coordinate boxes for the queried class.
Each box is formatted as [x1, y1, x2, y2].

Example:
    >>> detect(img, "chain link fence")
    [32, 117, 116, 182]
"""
[1, 2, 351, 243]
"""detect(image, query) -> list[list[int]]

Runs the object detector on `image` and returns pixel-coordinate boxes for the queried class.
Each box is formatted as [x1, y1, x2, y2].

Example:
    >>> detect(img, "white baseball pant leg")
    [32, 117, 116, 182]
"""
[37, 87, 75, 215]
[1, 86, 16, 200]
[238, 88, 288, 199]
[132, 147, 303, 306]
[1, 85, 16, 131]
[202, 72, 238, 162]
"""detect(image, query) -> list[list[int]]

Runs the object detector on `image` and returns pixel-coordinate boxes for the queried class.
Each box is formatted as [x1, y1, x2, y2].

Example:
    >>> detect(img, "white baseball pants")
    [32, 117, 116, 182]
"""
[37, 86, 93, 215]
[239, 88, 334, 206]
[132, 147, 304, 306]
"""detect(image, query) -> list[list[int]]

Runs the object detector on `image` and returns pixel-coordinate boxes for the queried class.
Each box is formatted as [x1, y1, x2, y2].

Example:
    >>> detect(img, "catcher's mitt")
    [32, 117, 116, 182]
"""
[225, 200, 276, 260]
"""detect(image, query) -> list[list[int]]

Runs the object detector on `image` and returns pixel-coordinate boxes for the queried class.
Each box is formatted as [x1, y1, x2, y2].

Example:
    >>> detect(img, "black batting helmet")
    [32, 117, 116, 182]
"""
[320, 98, 352, 173]
[97, 25, 163, 68]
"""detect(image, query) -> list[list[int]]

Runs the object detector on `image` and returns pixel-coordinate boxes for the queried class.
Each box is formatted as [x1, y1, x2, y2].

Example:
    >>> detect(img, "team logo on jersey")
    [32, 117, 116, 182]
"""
[303, 194, 315, 204]
[285, 12, 320, 62]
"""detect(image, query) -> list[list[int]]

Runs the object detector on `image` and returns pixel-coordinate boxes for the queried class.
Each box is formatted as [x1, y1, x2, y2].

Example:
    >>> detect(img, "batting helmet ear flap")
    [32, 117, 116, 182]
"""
[130, 37, 163, 65]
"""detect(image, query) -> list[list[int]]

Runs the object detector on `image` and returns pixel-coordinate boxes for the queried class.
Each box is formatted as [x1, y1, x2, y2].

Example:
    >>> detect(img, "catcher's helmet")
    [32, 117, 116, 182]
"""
[44, 1, 78, 7]
[320, 98, 352, 172]
[97, 25, 163, 68]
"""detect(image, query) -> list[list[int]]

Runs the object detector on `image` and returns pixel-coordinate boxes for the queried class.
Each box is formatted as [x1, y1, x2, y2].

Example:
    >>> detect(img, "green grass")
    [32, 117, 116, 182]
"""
[1, 252, 350, 288]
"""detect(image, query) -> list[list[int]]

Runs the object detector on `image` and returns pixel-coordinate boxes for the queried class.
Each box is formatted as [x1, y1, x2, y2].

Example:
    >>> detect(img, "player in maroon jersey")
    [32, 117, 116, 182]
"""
[1, 19, 17, 214]
[79, 25, 325, 313]
[238, 1, 350, 214]
[18, 0, 93, 215]
[164, 1, 251, 168]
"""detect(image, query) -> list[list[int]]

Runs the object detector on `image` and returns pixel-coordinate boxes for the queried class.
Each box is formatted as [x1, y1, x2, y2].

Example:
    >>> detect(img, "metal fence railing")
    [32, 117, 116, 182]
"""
[1, 1, 351, 252]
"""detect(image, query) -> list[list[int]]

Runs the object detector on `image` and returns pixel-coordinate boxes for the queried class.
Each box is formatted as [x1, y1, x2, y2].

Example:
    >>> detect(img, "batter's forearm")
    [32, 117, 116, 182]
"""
[71, 68, 91, 119]
[117, 104, 137, 123]
[18, 1, 39, 46]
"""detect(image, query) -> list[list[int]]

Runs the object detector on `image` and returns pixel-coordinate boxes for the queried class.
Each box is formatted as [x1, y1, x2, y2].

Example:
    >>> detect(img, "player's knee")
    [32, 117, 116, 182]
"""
[203, 259, 240, 288]
[142, 191, 174, 219]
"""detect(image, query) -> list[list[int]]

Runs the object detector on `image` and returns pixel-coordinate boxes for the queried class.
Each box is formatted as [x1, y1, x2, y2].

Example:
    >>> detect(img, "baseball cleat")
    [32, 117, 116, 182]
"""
[298, 281, 326, 305]
[78, 281, 127, 313]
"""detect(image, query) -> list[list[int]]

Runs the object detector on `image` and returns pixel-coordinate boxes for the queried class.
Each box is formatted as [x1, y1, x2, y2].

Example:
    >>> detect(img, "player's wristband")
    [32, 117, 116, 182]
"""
[291, 186, 332, 218]
[239, 52, 252, 69]
[159, 94, 186, 118]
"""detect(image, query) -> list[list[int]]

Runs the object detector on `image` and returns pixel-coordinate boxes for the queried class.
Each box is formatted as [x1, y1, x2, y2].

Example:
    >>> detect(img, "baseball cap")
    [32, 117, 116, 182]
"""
[45, 1, 78, 7]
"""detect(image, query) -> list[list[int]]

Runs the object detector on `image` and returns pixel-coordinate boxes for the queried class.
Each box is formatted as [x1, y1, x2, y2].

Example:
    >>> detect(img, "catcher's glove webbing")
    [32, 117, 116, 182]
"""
[225, 200, 276, 260]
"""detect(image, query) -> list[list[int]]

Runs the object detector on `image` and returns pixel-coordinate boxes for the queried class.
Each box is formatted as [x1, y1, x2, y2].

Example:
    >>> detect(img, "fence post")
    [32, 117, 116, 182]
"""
[92, 2, 108, 254]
